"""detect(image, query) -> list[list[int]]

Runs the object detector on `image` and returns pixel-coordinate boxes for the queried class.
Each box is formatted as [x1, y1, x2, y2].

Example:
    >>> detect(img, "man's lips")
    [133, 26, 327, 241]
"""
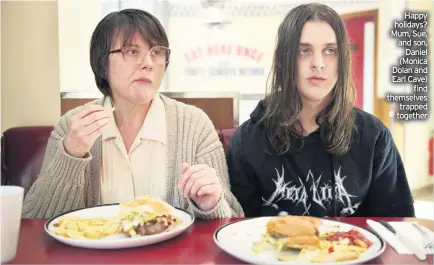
[307, 76, 326, 81]
[307, 76, 327, 85]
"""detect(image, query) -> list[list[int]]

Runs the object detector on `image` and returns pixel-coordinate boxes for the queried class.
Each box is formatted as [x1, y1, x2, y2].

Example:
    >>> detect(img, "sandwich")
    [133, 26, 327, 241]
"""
[118, 195, 181, 237]
[266, 215, 322, 250]
[253, 215, 369, 263]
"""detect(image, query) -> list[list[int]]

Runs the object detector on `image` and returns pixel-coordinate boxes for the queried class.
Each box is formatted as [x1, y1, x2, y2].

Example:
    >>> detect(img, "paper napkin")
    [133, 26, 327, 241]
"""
[367, 219, 433, 255]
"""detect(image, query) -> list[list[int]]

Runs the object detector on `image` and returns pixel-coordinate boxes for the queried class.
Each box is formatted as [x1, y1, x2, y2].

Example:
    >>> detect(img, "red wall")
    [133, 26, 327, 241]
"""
[343, 15, 375, 109]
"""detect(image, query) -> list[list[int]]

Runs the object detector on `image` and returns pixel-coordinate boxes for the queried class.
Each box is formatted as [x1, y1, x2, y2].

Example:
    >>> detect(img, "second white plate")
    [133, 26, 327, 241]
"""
[44, 204, 194, 249]
[214, 217, 386, 265]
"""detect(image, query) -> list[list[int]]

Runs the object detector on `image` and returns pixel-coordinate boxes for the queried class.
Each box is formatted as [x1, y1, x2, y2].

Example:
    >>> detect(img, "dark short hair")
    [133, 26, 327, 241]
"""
[90, 9, 169, 97]
[261, 3, 356, 155]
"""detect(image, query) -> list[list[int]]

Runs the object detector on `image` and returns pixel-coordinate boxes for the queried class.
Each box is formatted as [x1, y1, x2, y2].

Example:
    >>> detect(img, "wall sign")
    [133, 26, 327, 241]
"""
[183, 44, 265, 78]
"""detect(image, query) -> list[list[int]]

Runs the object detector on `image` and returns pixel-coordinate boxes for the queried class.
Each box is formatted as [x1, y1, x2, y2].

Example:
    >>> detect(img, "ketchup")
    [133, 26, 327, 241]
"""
[325, 229, 373, 247]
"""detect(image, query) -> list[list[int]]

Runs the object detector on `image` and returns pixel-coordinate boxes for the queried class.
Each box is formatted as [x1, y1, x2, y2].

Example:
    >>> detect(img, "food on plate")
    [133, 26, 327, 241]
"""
[118, 195, 182, 237]
[52, 216, 121, 239]
[266, 215, 321, 249]
[322, 229, 373, 248]
[276, 249, 360, 263]
[252, 215, 373, 263]
[50, 195, 182, 240]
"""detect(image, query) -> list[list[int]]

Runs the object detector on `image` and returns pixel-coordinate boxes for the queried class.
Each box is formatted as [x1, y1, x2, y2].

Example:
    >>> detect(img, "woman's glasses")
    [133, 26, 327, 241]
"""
[110, 45, 170, 65]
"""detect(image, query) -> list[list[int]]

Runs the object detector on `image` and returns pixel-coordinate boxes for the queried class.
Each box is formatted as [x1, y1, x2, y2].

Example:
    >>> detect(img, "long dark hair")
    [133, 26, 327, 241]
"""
[261, 3, 356, 156]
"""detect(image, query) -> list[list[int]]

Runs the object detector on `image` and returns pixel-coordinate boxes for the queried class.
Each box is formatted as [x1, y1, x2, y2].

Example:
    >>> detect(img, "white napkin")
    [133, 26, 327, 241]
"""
[367, 220, 434, 255]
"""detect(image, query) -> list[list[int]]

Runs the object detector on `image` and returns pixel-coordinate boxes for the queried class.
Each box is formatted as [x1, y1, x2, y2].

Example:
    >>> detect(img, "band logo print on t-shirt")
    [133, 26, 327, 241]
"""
[262, 166, 361, 215]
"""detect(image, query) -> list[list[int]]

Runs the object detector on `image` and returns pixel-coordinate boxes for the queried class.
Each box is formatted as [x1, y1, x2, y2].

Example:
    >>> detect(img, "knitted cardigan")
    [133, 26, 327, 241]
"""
[22, 94, 244, 219]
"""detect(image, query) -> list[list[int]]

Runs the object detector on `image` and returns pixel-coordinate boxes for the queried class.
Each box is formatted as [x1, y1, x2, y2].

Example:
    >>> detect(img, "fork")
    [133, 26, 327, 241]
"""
[412, 222, 434, 250]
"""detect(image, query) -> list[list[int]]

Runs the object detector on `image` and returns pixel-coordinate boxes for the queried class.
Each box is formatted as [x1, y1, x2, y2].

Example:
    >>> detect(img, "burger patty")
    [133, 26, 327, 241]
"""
[135, 215, 179, 236]
[282, 235, 321, 249]
[267, 216, 320, 238]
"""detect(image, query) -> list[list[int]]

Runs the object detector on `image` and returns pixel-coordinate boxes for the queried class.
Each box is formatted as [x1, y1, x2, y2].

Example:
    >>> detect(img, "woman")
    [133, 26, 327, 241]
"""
[227, 3, 414, 217]
[23, 9, 244, 219]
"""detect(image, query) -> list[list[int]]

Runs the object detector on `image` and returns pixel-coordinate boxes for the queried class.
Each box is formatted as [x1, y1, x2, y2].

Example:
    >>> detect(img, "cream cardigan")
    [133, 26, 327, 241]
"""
[22, 94, 244, 219]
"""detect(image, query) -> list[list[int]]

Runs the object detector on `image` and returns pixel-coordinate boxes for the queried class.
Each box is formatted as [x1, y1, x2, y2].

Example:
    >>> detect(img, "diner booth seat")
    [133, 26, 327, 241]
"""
[2, 126, 433, 220]
[1, 126, 237, 196]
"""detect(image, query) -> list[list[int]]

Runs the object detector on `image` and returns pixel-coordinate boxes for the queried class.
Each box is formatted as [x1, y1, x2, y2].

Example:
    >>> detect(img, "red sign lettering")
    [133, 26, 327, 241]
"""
[185, 44, 263, 63]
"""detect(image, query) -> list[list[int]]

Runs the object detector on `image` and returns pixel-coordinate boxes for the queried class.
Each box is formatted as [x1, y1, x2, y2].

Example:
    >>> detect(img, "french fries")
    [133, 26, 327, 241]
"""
[310, 251, 359, 263]
[252, 227, 371, 263]
[52, 216, 121, 239]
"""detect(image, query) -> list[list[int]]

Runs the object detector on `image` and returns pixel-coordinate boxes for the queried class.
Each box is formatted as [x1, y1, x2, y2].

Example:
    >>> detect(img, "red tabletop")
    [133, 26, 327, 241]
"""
[7, 217, 434, 264]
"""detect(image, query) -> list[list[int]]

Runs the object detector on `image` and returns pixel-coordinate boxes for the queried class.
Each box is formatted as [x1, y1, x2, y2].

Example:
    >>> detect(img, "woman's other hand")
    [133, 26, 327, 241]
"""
[178, 162, 222, 211]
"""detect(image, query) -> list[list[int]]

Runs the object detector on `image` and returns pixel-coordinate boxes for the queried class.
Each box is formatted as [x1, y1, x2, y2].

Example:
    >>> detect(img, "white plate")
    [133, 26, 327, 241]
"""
[214, 217, 386, 265]
[45, 204, 194, 249]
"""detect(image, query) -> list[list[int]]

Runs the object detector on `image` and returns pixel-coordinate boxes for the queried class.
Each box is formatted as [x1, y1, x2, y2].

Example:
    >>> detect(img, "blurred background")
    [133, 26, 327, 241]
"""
[1, 0, 433, 218]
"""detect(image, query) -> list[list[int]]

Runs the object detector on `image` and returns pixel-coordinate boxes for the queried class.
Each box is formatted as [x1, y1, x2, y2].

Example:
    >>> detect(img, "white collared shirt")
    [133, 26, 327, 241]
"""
[100, 94, 167, 204]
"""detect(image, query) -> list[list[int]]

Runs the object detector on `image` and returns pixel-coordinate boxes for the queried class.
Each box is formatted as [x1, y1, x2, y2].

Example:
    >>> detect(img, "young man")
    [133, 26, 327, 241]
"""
[227, 3, 414, 217]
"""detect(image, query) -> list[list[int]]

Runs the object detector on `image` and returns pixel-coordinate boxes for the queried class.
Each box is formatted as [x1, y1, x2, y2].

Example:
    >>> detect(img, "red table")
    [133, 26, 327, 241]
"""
[7, 217, 434, 264]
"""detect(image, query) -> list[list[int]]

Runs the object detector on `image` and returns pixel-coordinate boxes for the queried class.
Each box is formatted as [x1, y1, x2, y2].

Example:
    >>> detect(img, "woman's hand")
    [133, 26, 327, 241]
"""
[63, 105, 111, 158]
[178, 162, 222, 211]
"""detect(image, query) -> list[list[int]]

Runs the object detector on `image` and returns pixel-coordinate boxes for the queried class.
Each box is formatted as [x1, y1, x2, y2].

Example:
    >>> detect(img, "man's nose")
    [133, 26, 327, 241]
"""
[311, 53, 325, 70]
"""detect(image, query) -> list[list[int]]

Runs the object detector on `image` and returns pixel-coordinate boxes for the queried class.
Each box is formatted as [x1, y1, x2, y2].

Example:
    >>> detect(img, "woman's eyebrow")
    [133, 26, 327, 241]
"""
[123, 43, 140, 48]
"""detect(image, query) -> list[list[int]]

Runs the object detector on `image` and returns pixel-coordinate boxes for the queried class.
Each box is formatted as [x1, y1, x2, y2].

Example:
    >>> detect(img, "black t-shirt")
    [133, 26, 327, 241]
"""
[227, 101, 415, 217]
